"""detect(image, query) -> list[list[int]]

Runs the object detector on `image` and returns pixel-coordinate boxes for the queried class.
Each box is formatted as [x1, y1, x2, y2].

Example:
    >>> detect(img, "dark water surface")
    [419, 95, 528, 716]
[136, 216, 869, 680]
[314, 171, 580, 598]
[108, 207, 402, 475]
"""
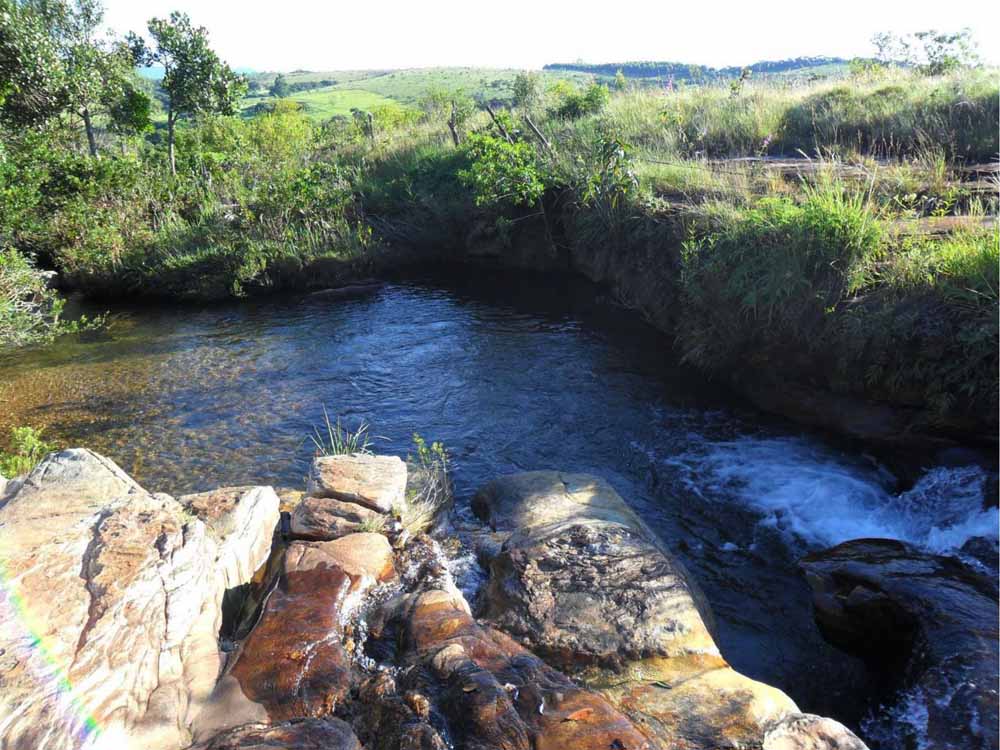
[2, 268, 995, 736]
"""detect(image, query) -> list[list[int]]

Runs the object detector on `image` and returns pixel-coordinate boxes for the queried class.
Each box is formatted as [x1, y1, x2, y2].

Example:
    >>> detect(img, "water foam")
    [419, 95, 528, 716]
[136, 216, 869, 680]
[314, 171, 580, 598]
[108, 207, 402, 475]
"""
[664, 436, 997, 553]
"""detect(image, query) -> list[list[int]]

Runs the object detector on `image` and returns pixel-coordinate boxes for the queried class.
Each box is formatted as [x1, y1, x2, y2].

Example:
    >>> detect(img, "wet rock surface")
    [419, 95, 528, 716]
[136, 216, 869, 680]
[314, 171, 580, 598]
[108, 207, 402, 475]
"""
[307, 453, 407, 513]
[193, 534, 396, 740]
[473, 471, 864, 749]
[0, 450, 278, 750]
[190, 718, 362, 749]
[801, 538, 999, 750]
[369, 540, 655, 750]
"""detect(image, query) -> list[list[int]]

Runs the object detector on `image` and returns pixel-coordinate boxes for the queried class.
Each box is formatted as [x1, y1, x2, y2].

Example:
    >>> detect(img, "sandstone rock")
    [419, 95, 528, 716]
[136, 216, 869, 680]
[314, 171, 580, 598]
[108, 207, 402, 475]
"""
[0, 450, 278, 750]
[190, 717, 362, 749]
[801, 539, 998, 750]
[180, 486, 282, 588]
[473, 471, 800, 749]
[380, 570, 655, 750]
[193, 534, 396, 742]
[307, 453, 406, 513]
[763, 714, 868, 749]
[290, 495, 385, 540]
[351, 671, 449, 750]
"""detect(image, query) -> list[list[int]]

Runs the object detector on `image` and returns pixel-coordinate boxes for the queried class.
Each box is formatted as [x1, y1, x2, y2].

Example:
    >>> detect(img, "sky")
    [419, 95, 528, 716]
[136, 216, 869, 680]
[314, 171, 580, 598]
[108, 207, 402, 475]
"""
[102, 0, 1000, 71]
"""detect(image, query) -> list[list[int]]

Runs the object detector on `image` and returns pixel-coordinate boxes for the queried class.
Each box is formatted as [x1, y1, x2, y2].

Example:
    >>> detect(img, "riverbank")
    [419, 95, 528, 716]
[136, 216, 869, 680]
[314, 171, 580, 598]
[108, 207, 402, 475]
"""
[3, 70, 997, 447]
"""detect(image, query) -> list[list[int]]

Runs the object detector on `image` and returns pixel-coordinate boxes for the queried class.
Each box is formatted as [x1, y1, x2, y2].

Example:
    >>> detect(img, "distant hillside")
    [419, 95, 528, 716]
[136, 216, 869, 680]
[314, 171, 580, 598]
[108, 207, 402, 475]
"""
[544, 57, 850, 80]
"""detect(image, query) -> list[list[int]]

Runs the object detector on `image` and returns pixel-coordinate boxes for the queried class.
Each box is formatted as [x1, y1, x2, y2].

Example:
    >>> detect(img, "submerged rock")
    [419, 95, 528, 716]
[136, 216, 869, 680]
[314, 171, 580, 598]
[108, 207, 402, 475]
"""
[290, 495, 385, 540]
[307, 453, 407, 513]
[193, 533, 396, 742]
[801, 538, 999, 750]
[0, 450, 279, 750]
[473, 471, 864, 749]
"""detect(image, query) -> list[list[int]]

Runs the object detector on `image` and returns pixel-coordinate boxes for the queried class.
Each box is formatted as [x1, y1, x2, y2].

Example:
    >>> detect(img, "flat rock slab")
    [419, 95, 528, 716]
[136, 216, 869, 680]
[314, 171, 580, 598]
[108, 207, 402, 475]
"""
[473, 471, 813, 749]
[307, 453, 407, 513]
[290, 495, 385, 540]
[0, 450, 278, 750]
[190, 718, 362, 750]
[193, 534, 396, 741]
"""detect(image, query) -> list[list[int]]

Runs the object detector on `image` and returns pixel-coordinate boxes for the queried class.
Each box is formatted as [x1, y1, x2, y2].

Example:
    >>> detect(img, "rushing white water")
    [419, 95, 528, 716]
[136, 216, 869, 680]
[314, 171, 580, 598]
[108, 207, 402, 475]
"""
[664, 435, 997, 554]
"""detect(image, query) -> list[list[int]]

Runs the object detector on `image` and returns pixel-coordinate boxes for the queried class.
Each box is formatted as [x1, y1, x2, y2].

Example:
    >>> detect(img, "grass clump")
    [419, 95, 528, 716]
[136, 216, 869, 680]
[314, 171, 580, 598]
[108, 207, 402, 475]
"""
[0, 426, 54, 478]
[309, 406, 373, 456]
[677, 180, 883, 370]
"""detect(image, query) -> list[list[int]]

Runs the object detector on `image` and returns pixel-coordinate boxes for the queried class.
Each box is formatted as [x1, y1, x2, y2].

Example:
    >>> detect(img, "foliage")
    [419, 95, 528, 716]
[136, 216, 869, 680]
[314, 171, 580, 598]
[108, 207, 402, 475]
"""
[677, 181, 883, 370]
[0, 426, 54, 478]
[872, 28, 980, 75]
[309, 406, 373, 456]
[270, 73, 290, 98]
[0, 0, 68, 126]
[459, 115, 544, 207]
[399, 433, 451, 535]
[133, 11, 246, 173]
[0, 247, 101, 349]
[512, 70, 541, 110]
[549, 82, 609, 119]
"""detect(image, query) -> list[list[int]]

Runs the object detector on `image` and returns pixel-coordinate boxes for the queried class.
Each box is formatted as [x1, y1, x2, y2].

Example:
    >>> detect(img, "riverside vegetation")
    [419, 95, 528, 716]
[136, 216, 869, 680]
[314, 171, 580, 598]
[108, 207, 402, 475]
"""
[1, 4, 997, 446]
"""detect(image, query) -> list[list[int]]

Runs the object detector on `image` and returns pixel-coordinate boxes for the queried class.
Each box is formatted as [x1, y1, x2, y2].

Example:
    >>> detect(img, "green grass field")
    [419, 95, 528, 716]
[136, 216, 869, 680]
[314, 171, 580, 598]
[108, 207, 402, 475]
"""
[242, 86, 401, 119]
[241, 67, 598, 120]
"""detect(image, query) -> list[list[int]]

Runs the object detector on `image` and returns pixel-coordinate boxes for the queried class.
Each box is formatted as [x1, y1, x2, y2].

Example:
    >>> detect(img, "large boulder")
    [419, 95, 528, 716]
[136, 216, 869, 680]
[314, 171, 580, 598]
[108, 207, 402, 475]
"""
[473, 472, 861, 749]
[763, 714, 869, 750]
[192, 533, 396, 743]
[307, 453, 407, 513]
[801, 538, 998, 750]
[0, 450, 279, 750]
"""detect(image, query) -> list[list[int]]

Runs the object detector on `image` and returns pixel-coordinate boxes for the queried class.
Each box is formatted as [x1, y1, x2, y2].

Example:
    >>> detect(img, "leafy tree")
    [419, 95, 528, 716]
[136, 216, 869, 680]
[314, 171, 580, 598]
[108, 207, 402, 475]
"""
[512, 71, 540, 110]
[871, 29, 980, 75]
[131, 12, 246, 175]
[0, 0, 68, 127]
[270, 73, 290, 98]
[614, 69, 627, 91]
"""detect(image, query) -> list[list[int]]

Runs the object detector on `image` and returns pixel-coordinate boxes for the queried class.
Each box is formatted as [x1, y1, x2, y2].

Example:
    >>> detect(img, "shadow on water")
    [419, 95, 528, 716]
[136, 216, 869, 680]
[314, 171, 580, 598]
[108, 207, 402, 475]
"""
[1, 264, 995, 734]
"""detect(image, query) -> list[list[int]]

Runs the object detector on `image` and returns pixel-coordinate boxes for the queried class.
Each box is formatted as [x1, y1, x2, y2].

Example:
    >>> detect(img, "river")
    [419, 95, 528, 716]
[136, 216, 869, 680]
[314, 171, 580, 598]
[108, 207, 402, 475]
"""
[1, 267, 995, 741]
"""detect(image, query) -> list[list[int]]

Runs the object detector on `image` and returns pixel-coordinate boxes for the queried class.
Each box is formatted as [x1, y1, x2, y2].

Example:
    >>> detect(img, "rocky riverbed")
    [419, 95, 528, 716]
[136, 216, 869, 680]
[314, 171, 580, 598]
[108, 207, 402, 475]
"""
[0, 449, 994, 749]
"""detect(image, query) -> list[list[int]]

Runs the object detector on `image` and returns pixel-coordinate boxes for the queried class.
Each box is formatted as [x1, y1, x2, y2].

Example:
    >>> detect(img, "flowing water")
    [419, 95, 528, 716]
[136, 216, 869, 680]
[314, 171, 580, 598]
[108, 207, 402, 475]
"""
[1, 267, 995, 739]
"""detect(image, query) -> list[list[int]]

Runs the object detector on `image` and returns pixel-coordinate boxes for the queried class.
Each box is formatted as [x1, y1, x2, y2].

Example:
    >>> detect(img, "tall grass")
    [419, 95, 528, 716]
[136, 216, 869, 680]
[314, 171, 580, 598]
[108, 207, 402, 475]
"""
[309, 406, 373, 456]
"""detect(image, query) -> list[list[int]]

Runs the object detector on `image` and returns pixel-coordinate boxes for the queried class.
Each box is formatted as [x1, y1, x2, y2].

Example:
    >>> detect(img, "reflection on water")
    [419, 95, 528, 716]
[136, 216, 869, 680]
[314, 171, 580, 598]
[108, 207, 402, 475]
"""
[1, 268, 994, 734]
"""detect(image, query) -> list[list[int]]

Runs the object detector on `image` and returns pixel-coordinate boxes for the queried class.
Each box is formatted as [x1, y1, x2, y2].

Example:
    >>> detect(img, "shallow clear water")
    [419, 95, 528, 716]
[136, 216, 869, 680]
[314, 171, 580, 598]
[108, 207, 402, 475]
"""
[1, 267, 994, 736]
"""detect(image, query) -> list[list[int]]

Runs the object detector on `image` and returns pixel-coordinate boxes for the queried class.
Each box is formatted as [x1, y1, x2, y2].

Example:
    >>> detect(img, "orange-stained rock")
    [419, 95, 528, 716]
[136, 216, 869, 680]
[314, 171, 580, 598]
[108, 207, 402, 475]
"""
[290, 495, 385, 540]
[386, 581, 655, 750]
[193, 534, 396, 742]
[307, 453, 407, 513]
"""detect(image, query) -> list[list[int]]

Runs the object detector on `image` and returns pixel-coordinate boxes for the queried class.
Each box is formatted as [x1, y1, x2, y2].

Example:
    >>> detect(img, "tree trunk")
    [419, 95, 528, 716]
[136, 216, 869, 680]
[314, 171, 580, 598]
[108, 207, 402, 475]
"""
[82, 107, 99, 158]
[447, 103, 460, 146]
[167, 110, 176, 176]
